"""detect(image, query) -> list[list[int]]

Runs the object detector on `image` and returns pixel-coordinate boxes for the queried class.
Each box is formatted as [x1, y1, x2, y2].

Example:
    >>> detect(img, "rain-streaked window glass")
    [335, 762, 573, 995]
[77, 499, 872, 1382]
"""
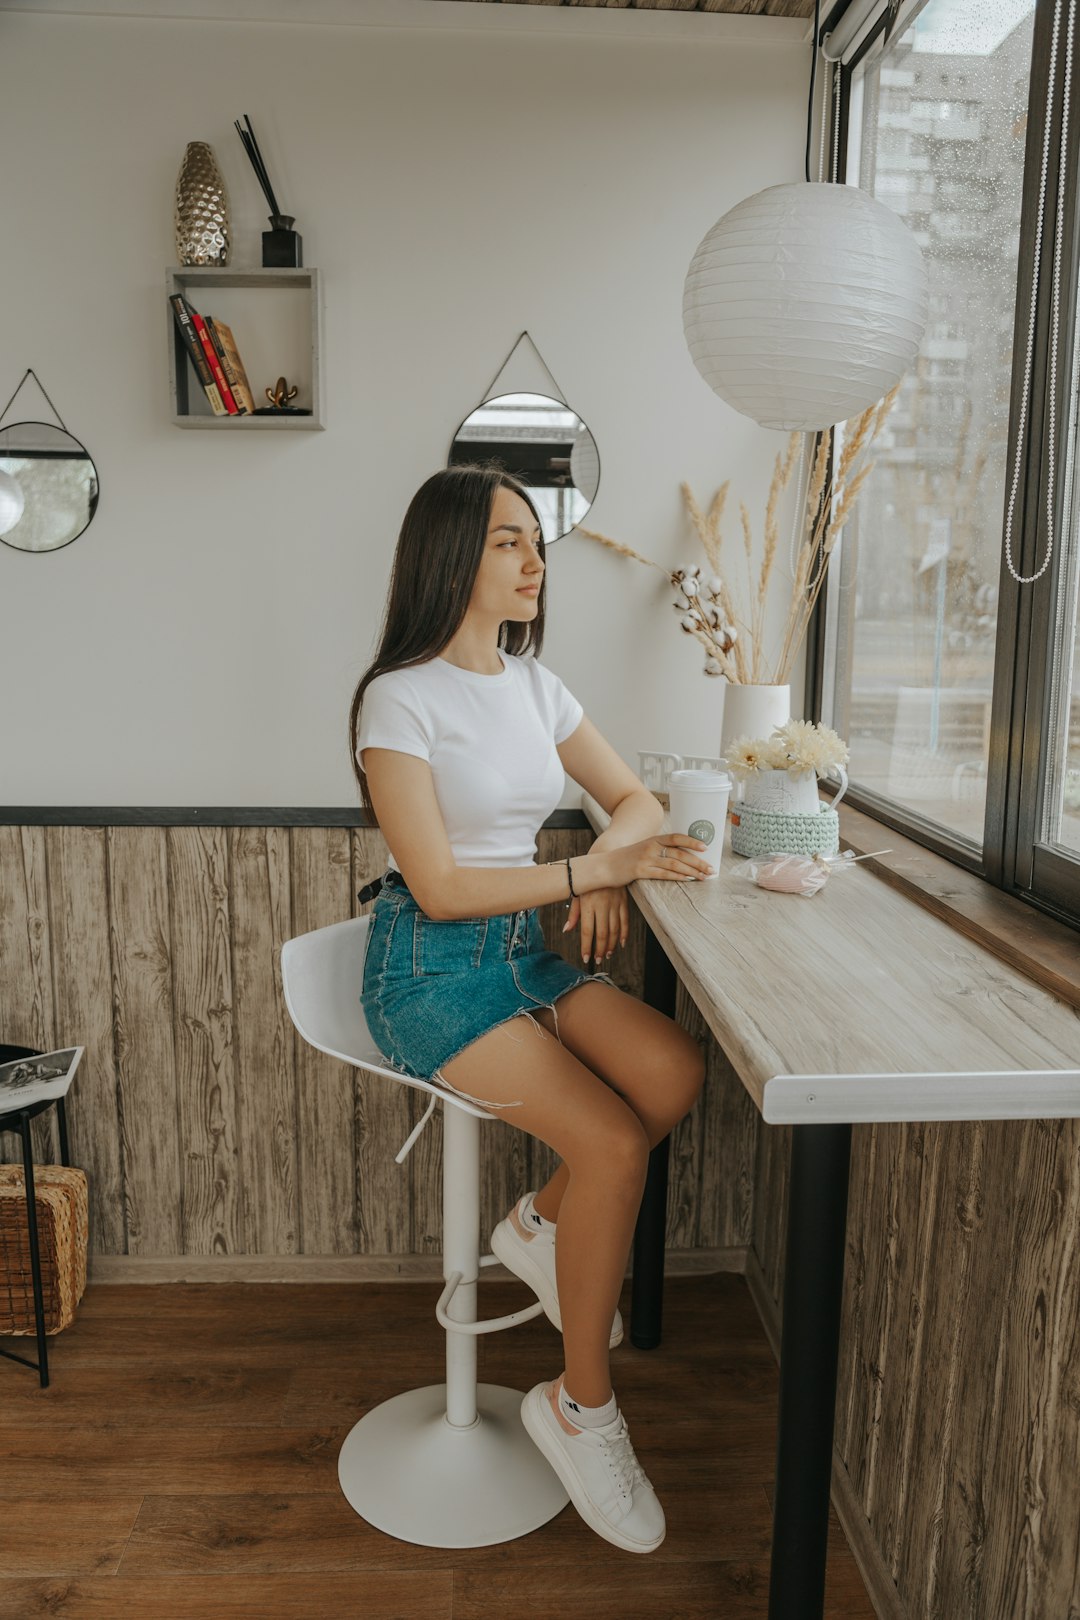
[1042, 317, 1080, 859]
[824, 0, 1036, 843]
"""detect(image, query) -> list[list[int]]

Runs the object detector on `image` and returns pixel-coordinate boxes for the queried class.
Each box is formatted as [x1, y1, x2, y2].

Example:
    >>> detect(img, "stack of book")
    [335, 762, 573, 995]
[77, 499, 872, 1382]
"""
[170, 293, 256, 416]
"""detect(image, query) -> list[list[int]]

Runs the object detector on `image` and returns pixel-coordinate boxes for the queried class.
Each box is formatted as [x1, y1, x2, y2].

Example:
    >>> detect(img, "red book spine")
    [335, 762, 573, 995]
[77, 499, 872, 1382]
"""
[190, 309, 240, 414]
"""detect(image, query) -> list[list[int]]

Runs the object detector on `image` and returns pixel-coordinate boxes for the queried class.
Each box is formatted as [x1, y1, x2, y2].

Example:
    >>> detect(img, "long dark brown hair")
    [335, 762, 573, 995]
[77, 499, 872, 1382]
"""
[348, 464, 546, 817]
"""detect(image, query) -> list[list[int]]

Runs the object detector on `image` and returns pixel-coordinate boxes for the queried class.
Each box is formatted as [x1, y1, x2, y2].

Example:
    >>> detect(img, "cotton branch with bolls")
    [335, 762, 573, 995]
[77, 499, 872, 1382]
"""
[670, 563, 741, 678]
[573, 519, 742, 679]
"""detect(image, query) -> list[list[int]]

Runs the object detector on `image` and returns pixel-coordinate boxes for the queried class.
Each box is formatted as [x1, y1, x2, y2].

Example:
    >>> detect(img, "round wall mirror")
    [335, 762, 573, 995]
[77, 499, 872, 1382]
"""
[0, 421, 100, 553]
[448, 392, 600, 544]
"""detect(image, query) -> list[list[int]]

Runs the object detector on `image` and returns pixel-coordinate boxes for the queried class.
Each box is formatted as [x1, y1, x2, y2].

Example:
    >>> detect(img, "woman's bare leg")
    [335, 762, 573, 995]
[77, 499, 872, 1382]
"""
[531, 1161, 568, 1223]
[531, 982, 706, 1225]
[437, 1010, 649, 1406]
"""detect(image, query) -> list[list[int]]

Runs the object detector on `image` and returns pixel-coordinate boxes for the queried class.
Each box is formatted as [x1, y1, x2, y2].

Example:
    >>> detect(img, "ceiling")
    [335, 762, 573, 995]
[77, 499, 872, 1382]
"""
[432, 0, 814, 14]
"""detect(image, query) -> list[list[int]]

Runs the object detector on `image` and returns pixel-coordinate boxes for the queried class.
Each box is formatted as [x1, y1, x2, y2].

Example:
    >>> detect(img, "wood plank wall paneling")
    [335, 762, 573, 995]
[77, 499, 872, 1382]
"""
[47, 827, 124, 1255]
[230, 828, 299, 1255]
[349, 832, 412, 1255]
[705, 1042, 758, 1246]
[0, 823, 755, 1263]
[754, 1114, 1080, 1618]
[108, 828, 184, 1255]
[0, 827, 58, 1168]
[291, 829, 355, 1255]
[455, 0, 816, 13]
[168, 827, 240, 1258]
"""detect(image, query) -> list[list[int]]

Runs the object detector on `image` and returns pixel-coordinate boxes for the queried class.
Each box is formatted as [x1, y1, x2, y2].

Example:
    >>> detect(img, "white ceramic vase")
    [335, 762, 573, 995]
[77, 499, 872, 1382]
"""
[741, 762, 850, 817]
[742, 768, 820, 816]
[719, 683, 791, 762]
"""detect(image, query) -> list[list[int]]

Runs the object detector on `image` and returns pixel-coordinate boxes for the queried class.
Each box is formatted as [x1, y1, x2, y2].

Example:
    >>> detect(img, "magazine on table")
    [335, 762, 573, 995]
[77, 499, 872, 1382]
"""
[0, 1046, 83, 1115]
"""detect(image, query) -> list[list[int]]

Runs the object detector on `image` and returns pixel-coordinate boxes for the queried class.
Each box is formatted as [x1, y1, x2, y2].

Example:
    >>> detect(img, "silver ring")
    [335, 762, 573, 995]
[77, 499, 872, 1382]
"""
[659, 845, 668, 858]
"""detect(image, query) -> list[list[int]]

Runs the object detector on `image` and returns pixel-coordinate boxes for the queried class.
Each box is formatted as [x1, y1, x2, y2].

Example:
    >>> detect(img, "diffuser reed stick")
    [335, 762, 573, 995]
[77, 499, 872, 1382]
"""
[234, 115, 282, 217]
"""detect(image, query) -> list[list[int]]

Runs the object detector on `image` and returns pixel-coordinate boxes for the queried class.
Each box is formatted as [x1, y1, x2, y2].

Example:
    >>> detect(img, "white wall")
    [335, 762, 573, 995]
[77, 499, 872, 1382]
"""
[1, 1, 809, 808]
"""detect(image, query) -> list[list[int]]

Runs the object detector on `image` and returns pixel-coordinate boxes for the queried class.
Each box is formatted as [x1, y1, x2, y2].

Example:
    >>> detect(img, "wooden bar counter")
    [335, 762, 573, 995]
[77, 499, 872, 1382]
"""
[581, 791, 1080, 1620]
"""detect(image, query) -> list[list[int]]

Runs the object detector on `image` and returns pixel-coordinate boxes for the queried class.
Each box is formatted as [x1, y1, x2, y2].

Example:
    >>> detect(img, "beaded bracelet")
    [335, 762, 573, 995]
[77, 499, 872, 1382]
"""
[546, 856, 576, 908]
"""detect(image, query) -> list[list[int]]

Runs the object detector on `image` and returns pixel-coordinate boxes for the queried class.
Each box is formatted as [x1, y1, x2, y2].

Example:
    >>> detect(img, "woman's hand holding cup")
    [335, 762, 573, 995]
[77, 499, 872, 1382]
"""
[592, 835, 713, 890]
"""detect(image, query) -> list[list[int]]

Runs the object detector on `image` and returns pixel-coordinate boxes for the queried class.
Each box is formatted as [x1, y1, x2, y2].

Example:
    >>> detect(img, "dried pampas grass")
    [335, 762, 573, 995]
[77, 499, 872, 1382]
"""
[580, 383, 898, 685]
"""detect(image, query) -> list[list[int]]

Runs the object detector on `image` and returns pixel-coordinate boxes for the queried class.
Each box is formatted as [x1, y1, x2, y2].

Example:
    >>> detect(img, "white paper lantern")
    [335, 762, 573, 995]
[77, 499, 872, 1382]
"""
[683, 181, 929, 431]
[0, 469, 25, 535]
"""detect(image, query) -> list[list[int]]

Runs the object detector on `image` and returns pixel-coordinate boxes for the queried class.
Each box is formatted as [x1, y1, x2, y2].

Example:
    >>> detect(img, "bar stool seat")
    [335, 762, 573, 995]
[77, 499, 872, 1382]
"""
[280, 914, 569, 1548]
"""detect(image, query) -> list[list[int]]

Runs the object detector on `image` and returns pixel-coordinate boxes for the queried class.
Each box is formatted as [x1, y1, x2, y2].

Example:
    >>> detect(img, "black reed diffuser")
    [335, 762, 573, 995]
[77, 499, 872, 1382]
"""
[234, 115, 302, 268]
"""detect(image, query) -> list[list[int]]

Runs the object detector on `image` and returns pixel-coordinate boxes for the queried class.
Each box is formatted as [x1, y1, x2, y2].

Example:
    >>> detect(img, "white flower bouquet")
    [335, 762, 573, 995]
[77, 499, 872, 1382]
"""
[727, 721, 851, 857]
[726, 720, 850, 782]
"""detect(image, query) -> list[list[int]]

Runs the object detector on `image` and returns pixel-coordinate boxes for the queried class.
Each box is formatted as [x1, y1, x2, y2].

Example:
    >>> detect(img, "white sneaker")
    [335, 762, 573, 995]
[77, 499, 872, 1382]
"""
[521, 1375, 666, 1554]
[491, 1193, 624, 1349]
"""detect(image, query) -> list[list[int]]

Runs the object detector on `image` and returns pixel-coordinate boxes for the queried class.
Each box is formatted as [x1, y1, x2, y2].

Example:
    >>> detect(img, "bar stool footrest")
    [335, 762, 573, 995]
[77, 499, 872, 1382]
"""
[435, 1259, 546, 1335]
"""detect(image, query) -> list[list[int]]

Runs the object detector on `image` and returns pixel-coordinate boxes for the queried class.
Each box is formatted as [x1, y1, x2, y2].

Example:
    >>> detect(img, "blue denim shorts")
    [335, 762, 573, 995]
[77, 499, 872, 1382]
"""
[360, 869, 614, 1111]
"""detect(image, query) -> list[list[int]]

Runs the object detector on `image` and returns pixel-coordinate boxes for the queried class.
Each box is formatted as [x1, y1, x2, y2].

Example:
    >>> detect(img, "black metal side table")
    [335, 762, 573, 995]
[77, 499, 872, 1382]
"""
[0, 1044, 72, 1389]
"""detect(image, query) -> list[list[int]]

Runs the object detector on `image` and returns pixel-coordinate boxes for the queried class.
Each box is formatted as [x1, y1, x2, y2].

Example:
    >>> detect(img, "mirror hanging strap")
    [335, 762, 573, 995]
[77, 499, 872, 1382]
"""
[0, 369, 70, 433]
[480, 331, 569, 406]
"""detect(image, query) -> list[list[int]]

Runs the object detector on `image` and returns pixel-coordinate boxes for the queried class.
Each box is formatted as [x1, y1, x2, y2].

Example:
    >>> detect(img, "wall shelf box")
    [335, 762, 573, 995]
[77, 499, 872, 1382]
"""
[167, 267, 324, 430]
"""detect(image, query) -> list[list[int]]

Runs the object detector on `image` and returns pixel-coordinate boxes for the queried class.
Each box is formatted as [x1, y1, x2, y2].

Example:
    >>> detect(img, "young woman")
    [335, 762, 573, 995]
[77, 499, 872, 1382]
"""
[349, 464, 711, 1555]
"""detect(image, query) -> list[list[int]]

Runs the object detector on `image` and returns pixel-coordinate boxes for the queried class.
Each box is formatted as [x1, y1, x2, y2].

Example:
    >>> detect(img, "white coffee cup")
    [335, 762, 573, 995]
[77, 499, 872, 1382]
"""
[666, 768, 733, 879]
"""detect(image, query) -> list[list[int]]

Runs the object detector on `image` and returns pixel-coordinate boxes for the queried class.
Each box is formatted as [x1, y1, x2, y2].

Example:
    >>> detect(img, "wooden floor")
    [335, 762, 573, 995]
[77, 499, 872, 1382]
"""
[0, 1273, 874, 1619]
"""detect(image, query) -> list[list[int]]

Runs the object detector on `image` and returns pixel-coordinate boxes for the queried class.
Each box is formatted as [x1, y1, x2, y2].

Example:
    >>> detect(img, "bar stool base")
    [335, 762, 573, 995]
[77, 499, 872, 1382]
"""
[337, 1382, 570, 1547]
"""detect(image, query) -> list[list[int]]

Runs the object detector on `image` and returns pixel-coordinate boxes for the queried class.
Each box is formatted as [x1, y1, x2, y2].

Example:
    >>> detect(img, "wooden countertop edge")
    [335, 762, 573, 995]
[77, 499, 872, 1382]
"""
[835, 804, 1080, 1013]
[595, 789, 1080, 1014]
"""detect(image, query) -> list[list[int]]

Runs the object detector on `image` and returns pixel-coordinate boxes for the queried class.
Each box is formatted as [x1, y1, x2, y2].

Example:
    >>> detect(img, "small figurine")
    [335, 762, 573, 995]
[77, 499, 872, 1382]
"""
[265, 376, 298, 408]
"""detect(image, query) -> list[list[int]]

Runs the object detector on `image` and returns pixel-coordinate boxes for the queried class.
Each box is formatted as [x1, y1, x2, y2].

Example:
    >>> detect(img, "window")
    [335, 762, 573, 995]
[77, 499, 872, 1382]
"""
[824, 0, 1034, 844]
[1043, 513, 1080, 858]
[817, 0, 1080, 928]
[1026, 270, 1080, 885]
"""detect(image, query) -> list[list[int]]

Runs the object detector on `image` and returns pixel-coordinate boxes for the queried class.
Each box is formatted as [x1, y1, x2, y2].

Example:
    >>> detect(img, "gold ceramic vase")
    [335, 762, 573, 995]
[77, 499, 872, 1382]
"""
[174, 141, 230, 267]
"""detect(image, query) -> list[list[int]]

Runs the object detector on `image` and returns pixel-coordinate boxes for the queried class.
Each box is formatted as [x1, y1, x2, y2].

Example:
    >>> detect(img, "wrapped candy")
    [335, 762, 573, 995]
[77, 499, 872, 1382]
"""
[732, 848, 892, 897]
[749, 853, 831, 895]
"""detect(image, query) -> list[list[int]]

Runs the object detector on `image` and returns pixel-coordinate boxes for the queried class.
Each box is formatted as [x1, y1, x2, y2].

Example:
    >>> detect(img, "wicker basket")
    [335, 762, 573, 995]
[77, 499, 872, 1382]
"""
[0, 1165, 88, 1335]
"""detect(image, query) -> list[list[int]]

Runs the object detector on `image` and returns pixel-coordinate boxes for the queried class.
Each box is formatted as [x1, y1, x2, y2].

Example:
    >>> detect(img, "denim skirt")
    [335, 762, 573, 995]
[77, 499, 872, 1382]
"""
[360, 868, 614, 1105]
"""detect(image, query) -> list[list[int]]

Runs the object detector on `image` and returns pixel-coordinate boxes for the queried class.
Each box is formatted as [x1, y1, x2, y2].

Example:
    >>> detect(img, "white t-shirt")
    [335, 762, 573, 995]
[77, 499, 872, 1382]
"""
[356, 650, 584, 869]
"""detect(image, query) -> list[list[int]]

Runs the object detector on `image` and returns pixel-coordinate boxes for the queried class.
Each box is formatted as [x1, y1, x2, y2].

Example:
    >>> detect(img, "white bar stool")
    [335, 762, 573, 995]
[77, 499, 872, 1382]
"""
[280, 914, 569, 1547]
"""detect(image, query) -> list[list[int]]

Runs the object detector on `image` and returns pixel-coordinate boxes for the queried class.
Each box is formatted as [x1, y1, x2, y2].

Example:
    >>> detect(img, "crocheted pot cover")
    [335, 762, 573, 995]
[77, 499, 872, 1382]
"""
[729, 802, 840, 859]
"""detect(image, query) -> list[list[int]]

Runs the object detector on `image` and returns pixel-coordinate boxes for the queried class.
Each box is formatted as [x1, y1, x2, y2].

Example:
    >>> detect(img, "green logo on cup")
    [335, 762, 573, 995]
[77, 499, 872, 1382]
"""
[688, 818, 715, 845]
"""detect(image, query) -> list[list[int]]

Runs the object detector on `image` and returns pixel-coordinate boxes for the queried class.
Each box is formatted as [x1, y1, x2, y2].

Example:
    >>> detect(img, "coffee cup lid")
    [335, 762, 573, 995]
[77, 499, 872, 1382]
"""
[668, 768, 732, 789]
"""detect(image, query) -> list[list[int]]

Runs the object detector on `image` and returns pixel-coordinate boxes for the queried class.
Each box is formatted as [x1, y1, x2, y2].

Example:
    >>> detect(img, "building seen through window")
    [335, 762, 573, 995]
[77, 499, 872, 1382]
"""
[827, 0, 1044, 844]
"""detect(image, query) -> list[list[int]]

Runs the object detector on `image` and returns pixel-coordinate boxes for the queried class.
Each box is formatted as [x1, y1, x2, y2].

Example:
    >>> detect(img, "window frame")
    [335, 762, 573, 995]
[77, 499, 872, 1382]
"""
[811, 0, 1080, 933]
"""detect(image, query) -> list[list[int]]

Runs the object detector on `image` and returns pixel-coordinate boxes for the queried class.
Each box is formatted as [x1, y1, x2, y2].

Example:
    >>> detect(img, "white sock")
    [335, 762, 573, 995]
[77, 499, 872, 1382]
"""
[559, 1383, 618, 1431]
[521, 1191, 556, 1234]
